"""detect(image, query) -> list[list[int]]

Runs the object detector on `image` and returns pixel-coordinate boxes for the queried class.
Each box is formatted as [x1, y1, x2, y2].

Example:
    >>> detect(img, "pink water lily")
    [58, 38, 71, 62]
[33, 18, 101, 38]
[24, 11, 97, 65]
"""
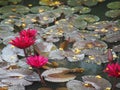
[20, 29, 37, 38]
[10, 36, 35, 49]
[26, 55, 48, 68]
[104, 62, 120, 78]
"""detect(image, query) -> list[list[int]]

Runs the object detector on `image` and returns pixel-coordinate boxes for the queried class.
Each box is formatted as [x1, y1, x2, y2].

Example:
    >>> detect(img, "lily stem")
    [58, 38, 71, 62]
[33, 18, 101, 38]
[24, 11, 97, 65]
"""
[36, 68, 46, 86]
[112, 78, 117, 90]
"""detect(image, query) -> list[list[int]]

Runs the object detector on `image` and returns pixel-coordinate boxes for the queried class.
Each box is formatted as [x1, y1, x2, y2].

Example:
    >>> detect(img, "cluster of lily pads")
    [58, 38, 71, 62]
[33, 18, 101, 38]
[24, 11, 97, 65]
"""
[0, 0, 120, 90]
[105, 1, 120, 18]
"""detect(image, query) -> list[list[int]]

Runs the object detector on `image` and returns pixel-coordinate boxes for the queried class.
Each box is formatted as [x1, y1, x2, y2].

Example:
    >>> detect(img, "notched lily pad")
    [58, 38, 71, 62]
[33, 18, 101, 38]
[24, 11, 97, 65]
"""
[107, 1, 120, 9]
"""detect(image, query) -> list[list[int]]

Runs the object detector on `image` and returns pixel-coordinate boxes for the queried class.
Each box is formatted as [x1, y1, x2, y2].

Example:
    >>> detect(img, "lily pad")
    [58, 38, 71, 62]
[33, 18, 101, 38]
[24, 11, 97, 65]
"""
[83, 0, 98, 7]
[0, 25, 14, 32]
[67, 0, 82, 6]
[1, 19, 17, 26]
[105, 10, 120, 18]
[70, 19, 87, 29]
[78, 14, 100, 23]
[8, 0, 22, 3]
[1, 12, 22, 19]
[0, 5, 30, 14]
[107, 1, 120, 9]
[56, 6, 77, 16]
[79, 6, 91, 14]
[0, 0, 8, 6]
[39, 0, 61, 6]
[30, 6, 53, 13]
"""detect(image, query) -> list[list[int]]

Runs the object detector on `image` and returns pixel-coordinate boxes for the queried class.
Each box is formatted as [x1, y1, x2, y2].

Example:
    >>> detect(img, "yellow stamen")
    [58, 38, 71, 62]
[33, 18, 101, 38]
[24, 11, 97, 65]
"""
[105, 87, 111, 90]
[96, 75, 102, 79]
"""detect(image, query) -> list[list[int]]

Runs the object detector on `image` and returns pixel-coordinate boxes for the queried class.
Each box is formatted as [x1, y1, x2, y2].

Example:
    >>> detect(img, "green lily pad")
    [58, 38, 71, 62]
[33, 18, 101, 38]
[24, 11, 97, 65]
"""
[0, 25, 14, 32]
[107, 1, 120, 9]
[83, 0, 98, 7]
[53, 6, 76, 16]
[105, 10, 120, 18]
[68, 6, 91, 14]
[79, 6, 91, 14]
[1, 19, 18, 26]
[78, 14, 100, 23]
[8, 0, 22, 3]
[0, 5, 30, 14]
[0, 0, 8, 6]
[71, 19, 87, 29]
[1, 12, 22, 19]
[39, 0, 61, 6]
[30, 6, 53, 13]
[67, 0, 82, 6]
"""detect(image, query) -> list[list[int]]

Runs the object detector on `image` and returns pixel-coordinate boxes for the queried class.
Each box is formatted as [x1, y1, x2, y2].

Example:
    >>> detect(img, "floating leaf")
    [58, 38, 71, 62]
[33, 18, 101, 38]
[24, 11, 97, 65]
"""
[0, 25, 14, 32]
[0, 5, 30, 14]
[107, 1, 120, 9]
[0, 0, 8, 6]
[105, 10, 120, 18]
[67, 0, 82, 6]
[78, 14, 100, 23]
[39, 0, 61, 6]
[1, 12, 22, 19]
[41, 67, 76, 82]
[83, 0, 98, 7]
[79, 6, 91, 14]
[30, 6, 53, 13]
[71, 19, 87, 29]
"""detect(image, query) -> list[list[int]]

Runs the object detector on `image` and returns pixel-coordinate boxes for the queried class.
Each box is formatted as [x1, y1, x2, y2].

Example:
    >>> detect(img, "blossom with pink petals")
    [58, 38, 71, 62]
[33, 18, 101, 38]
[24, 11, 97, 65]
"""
[104, 62, 120, 78]
[26, 55, 48, 68]
[20, 29, 37, 38]
[10, 36, 35, 49]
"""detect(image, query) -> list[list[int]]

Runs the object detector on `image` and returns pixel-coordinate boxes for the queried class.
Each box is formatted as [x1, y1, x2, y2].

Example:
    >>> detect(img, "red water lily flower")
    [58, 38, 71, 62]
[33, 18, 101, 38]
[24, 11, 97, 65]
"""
[26, 55, 48, 68]
[20, 29, 37, 38]
[104, 62, 120, 78]
[10, 36, 35, 49]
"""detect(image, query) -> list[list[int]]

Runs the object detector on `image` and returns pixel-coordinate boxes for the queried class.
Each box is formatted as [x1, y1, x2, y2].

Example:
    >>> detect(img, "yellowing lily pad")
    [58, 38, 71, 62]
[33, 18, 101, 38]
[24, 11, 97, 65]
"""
[107, 1, 120, 9]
